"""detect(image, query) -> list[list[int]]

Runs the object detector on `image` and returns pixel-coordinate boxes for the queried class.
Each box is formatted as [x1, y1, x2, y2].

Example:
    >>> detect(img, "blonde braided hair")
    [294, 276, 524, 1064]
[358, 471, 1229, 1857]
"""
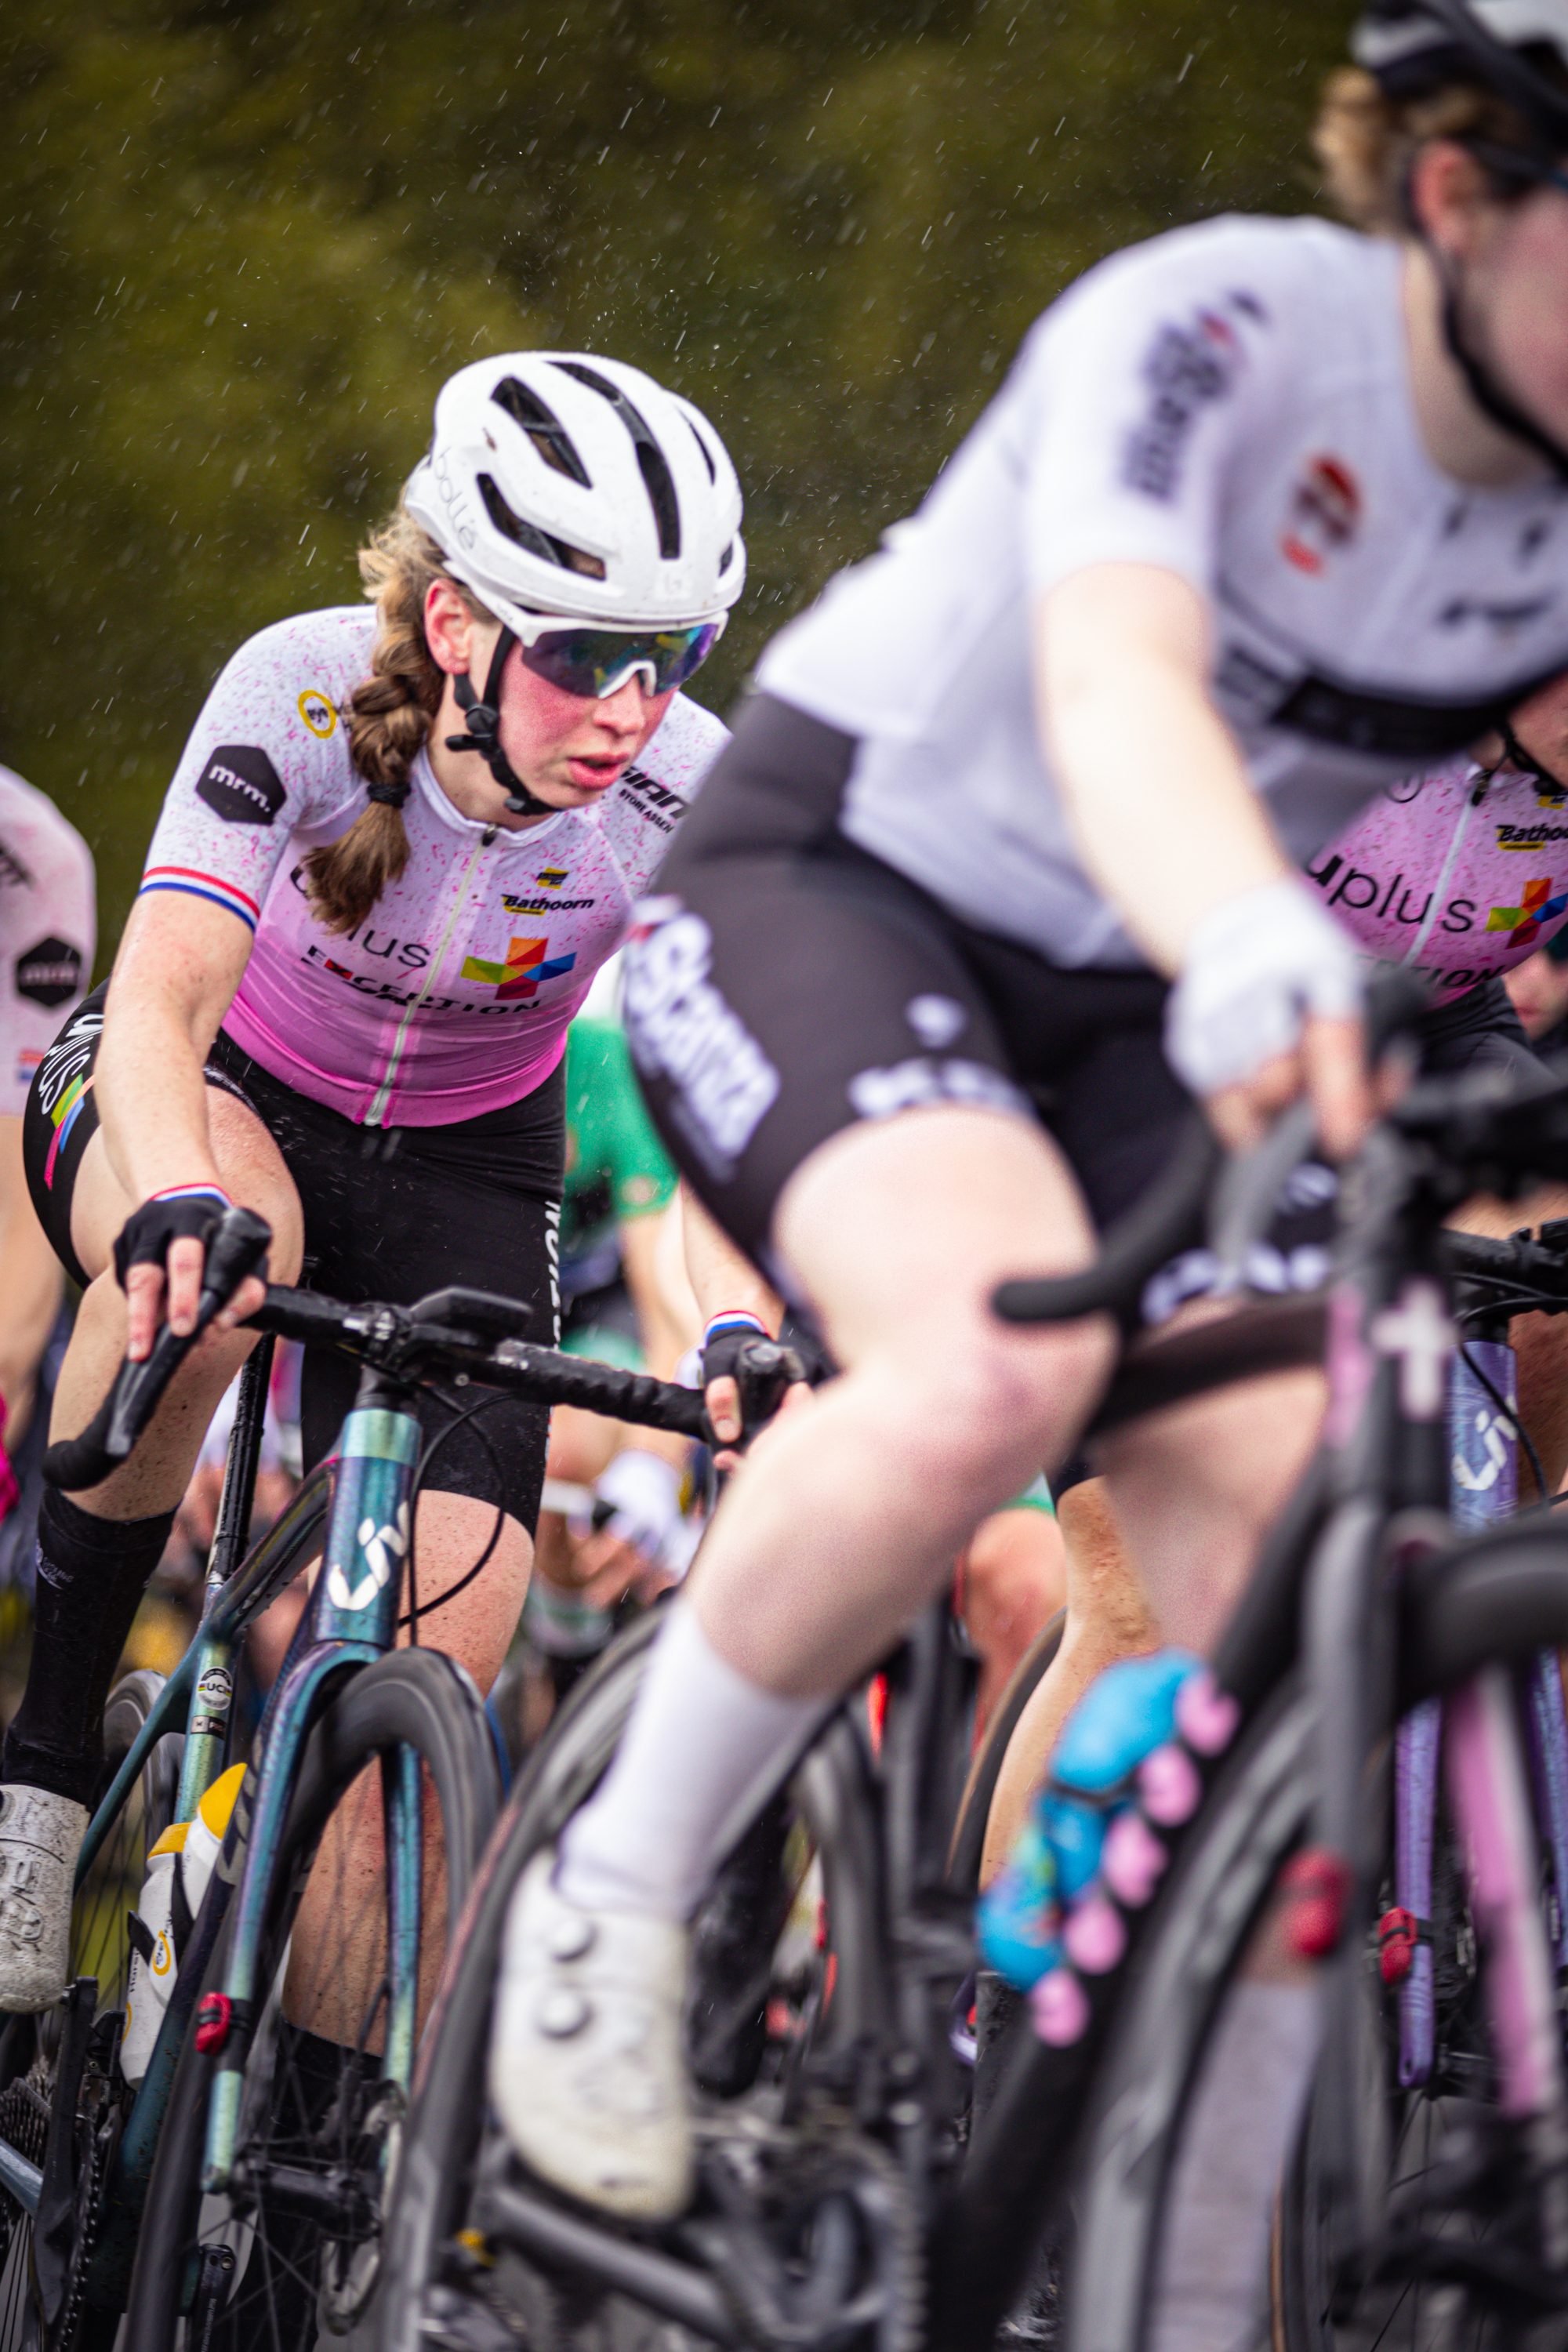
[304, 503, 496, 935]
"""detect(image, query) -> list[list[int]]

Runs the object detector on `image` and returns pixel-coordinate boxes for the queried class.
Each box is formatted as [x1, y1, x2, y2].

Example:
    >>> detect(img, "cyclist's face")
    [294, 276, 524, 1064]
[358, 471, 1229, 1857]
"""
[485, 626, 677, 811]
[423, 583, 676, 819]
[1446, 169, 1568, 456]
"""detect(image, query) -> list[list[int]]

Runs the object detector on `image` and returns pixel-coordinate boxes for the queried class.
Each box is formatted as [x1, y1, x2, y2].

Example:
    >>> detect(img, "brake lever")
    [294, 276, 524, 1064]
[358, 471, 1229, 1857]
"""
[731, 1338, 808, 1441]
[42, 1207, 273, 1493]
[1206, 1098, 1319, 1296]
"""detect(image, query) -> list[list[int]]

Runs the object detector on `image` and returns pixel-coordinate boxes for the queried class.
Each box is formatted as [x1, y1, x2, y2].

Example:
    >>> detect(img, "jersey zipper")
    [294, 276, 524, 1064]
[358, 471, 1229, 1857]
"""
[1403, 779, 1482, 971]
[362, 833, 491, 1127]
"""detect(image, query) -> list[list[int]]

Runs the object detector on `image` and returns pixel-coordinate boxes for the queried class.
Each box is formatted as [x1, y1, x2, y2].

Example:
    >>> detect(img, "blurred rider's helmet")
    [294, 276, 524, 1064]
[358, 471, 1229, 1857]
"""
[1353, 2, 1568, 151]
[405, 352, 746, 630]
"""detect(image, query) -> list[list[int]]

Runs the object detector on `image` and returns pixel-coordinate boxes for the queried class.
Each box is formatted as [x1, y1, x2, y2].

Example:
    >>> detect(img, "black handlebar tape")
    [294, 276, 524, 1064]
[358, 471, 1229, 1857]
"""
[456, 1339, 713, 1439]
[992, 1115, 1221, 1327]
[42, 1206, 273, 1493]
[249, 1284, 715, 1438]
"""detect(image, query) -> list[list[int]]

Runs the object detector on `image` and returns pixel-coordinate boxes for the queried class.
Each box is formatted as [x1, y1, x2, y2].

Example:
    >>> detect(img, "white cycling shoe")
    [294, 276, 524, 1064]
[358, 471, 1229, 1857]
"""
[488, 1850, 695, 2220]
[0, 1784, 87, 2012]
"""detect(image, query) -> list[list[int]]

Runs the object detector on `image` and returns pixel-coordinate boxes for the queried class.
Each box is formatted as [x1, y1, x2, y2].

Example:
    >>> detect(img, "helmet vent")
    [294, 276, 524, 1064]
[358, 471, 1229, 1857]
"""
[477, 474, 606, 579]
[490, 377, 592, 487]
[554, 361, 682, 561]
[684, 416, 718, 484]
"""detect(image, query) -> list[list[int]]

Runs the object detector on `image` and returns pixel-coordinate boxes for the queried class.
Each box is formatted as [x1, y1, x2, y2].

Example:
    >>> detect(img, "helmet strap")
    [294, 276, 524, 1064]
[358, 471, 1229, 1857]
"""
[444, 630, 557, 818]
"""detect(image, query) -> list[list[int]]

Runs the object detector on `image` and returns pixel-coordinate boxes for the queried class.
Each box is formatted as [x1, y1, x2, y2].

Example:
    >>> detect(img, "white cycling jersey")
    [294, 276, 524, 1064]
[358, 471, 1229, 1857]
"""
[0, 767, 95, 1118]
[140, 607, 727, 1125]
[758, 214, 1568, 969]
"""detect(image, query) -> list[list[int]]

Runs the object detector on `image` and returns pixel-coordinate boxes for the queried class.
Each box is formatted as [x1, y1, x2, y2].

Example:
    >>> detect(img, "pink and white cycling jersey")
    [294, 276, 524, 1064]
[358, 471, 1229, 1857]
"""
[1305, 758, 1568, 1005]
[140, 607, 727, 1126]
[0, 767, 95, 1117]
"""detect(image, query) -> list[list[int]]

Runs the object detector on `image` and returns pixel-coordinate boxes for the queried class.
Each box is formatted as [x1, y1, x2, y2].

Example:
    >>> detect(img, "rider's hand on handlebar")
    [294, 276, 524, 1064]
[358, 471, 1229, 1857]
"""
[1167, 879, 1374, 1162]
[113, 1187, 270, 1361]
[1206, 1011, 1374, 1162]
[701, 1315, 811, 1471]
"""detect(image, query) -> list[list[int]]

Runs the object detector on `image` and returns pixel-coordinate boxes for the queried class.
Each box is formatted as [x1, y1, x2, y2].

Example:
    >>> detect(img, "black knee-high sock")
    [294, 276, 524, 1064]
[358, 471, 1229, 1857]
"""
[3, 1490, 175, 1808]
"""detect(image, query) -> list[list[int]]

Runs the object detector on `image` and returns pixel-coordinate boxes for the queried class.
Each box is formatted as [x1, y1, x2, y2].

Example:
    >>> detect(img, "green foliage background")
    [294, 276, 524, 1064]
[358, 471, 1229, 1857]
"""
[2, 0, 1354, 958]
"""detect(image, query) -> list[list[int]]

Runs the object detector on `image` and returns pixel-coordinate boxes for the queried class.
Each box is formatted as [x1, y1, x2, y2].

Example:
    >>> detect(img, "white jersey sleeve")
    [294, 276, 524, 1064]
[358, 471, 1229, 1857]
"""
[140, 608, 371, 936]
[1018, 234, 1296, 600]
[0, 769, 96, 1116]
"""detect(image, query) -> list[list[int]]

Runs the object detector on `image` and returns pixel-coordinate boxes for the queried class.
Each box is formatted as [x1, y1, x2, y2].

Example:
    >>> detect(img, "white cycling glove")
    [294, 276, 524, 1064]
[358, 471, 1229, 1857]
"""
[587, 1447, 699, 1579]
[1165, 877, 1364, 1097]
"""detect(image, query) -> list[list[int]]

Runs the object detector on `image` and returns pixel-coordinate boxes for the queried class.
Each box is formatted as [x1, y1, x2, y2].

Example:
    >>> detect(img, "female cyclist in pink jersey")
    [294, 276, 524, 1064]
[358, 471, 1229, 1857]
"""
[0, 351, 766, 2027]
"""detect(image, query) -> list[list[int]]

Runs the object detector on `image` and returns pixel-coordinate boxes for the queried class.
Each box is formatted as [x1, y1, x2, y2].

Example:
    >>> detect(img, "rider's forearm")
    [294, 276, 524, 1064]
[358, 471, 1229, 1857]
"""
[680, 1185, 782, 1336]
[96, 907, 239, 1206]
[1038, 564, 1296, 977]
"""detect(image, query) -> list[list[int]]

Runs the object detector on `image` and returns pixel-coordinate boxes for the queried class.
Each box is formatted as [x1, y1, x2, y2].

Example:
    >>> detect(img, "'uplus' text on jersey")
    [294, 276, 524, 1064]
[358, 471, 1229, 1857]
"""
[757, 216, 1568, 971]
[1308, 757, 1568, 1001]
[138, 608, 728, 1125]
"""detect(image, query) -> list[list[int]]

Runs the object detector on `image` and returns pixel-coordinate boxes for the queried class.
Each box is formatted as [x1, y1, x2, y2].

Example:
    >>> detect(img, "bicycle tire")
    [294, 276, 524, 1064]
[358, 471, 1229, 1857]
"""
[1276, 1762, 1548, 2348]
[1062, 1672, 1316, 2352]
[122, 1645, 501, 2350]
[0, 1668, 182, 2352]
[377, 1607, 887, 2352]
[948, 1610, 1065, 1894]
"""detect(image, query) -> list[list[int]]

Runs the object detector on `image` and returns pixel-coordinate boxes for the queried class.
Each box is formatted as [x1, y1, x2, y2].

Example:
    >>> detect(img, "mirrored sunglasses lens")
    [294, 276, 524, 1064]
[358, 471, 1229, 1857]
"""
[526, 625, 719, 697]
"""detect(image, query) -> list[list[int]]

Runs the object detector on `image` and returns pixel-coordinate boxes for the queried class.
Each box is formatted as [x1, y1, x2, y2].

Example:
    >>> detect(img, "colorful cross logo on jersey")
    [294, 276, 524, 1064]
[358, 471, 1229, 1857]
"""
[1486, 877, 1568, 950]
[460, 936, 577, 1000]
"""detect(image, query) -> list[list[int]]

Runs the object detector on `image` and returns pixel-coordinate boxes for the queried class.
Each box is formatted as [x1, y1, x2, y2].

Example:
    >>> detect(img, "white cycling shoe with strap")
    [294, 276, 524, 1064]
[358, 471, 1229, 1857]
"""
[488, 1849, 695, 2220]
[0, 1784, 87, 2011]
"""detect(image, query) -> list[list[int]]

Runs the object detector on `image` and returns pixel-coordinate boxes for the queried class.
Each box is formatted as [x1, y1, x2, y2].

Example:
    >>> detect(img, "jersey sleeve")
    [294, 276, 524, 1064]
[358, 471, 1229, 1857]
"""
[0, 775, 96, 1117]
[1019, 229, 1292, 601]
[601, 692, 731, 895]
[138, 611, 364, 937]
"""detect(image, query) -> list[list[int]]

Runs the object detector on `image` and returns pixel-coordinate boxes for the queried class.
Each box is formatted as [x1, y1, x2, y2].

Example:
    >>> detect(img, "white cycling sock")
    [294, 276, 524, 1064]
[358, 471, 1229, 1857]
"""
[557, 1601, 826, 1921]
[1151, 1980, 1320, 2352]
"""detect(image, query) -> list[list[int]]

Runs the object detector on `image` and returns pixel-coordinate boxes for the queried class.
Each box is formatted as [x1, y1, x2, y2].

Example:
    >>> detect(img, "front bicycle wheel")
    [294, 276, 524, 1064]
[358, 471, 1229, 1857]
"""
[1061, 1673, 1316, 2352]
[0, 1668, 183, 2351]
[378, 1610, 895, 2352]
[124, 1645, 501, 2350]
[1276, 1765, 1550, 2350]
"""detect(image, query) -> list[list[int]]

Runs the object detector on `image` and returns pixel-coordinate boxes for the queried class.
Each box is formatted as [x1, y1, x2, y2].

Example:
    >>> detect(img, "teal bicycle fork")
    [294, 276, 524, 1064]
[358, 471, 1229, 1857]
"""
[69, 1354, 426, 2308]
[198, 1372, 423, 2192]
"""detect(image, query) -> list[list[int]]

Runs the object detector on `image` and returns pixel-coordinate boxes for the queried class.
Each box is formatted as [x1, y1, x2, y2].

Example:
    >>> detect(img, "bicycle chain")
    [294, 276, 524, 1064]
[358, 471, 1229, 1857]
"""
[45, 2092, 116, 2352]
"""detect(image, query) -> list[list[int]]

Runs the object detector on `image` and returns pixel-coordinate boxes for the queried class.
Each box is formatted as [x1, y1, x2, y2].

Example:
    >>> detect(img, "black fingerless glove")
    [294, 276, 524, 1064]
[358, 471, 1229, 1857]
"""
[701, 1312, 806, 1444]
[112, 1185, 235, 1291]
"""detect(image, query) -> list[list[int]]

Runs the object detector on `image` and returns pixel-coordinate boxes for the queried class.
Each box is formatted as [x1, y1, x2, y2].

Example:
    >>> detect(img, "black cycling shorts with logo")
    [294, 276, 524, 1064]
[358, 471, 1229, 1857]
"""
[24, 983, 564, 1530]
[625, 693, 1543, 1326]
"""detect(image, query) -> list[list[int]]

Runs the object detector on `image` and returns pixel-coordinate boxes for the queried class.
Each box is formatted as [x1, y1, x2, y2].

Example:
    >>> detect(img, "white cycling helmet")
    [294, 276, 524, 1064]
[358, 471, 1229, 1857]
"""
[1353, 1, 1568, 146]
[405, 351, 746, 630]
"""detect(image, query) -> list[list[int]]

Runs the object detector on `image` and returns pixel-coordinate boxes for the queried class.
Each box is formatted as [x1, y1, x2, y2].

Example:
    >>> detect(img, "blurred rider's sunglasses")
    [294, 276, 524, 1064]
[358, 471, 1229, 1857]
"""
[514, 612, 725, 701]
